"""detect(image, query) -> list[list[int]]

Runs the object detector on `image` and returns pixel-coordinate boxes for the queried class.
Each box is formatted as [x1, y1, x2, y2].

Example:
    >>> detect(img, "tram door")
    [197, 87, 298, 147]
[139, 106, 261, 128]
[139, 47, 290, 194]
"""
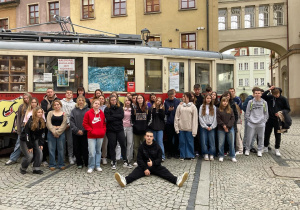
[195, 63, 210, 91]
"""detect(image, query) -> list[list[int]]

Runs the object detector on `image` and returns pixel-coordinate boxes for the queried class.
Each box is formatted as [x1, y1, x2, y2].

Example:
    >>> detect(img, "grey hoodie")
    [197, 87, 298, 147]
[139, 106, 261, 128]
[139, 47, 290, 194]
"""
[70, 104, 90, 135]
[245, 98, 268, 127]
[61, 98, 76, 124]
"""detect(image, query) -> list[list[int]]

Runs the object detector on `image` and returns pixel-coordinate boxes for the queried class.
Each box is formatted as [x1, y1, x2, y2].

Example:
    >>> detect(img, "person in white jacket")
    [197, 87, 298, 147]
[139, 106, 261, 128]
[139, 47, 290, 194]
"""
[61, 90, 76, 164]
[199, 94, 217, 161]
[174, 92, 198, 160]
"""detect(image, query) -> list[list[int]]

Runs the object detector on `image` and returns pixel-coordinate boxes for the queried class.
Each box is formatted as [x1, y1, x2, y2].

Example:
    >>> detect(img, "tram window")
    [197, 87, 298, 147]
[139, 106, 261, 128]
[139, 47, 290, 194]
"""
[33, 56, 83, 92]
[145, 59, 162, 92]
[169, 62, 184, 93]
[195, 63, 210, 91]
[88, 57, 135, 92]
[216, 64, 234, 94]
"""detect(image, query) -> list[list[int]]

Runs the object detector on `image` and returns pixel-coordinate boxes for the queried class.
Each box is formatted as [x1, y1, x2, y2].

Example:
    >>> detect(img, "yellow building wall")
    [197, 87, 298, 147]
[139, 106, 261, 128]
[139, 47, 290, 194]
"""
[0, 7, 17, 30]
[70, 0, 136, 35]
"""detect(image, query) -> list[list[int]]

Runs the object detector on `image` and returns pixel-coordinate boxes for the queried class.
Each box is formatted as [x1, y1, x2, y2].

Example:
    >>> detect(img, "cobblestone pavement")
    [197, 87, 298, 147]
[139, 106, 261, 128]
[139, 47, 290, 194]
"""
[0, 118, 300, 210]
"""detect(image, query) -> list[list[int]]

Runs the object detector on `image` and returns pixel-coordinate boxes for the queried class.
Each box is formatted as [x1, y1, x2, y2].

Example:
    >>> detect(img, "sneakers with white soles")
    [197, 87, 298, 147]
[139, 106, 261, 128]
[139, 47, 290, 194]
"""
[115, 172, 127, 187]
[87, 168, 93, 173]
[123, 162, 133, 169]
[231, 158, 237, 162]
[219, 157, 224, 162]
[275, 149, 281, 156]
[133, 162, 138, 166]
[96, 167, 102, 172]
[257, 151, 262, 157]
[210, 155, 214, 161]
[176, 172, 188, 187]
[245, 150, 250, 156]
[263, 147, 268, 153]
[204, 154, 209, 161]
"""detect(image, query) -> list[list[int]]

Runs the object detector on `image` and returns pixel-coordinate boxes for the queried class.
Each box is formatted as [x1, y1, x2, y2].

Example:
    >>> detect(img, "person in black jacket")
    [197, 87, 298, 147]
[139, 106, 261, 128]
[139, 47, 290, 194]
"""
[73, 86, 91, 108]
[20, 107, 45, 175]
[262, 86, 290, 156]
[104, 95, 132, 170]
[114, 131, 188, 187]
[148, 97, 165, 161]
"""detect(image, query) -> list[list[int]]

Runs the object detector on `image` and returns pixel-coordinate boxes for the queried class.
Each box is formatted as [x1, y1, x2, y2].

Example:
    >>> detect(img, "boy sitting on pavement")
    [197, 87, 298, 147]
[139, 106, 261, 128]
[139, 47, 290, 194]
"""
[115, 130, 188, 187]
[244, 87, 269, 157]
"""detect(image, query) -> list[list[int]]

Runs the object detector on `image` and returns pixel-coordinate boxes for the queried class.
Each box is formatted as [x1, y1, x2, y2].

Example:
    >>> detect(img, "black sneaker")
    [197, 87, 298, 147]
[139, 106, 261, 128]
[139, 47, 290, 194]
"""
[33, 170, 44, 175]
[20, 168, 26, 174]
[250, 148, 257, 153]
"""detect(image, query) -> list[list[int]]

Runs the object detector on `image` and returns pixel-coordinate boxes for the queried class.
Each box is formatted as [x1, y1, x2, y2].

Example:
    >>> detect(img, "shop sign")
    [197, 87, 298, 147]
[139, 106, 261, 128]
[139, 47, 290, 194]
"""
[127, 82, 135, 92]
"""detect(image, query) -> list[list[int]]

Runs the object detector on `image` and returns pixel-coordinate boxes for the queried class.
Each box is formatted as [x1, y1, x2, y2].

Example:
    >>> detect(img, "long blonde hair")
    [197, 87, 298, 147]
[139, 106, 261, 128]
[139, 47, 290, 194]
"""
[31, 107, 46, 131]
[21, 93, 32, 117]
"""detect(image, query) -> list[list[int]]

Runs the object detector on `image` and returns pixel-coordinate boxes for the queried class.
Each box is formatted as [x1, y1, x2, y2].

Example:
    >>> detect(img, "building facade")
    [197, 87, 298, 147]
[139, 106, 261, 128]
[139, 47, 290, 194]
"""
[233, 47, 270, 97]
[0, 0, 19, 31]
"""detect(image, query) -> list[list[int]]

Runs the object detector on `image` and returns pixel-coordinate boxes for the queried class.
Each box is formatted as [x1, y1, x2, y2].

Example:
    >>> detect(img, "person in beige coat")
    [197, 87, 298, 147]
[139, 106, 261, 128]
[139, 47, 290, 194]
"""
[46, 100, 67, 170]
[174, 92, 198, 160]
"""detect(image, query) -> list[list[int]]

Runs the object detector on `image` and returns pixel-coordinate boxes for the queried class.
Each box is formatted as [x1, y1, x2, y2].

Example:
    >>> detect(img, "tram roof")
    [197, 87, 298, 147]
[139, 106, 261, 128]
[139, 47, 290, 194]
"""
[0, 40, 235, 60]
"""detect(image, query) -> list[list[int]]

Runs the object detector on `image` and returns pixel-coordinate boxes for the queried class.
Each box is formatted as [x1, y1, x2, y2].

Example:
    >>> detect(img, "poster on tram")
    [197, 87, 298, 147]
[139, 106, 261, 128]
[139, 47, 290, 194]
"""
[169, 62, 180, 92]
[57, 59, 74, 87]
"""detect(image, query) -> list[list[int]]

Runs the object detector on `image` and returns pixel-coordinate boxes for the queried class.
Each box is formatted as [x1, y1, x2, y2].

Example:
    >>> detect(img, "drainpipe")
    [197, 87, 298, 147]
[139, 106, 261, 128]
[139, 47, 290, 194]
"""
[286, 0, 289, 99]
[206, 0, 209, 51]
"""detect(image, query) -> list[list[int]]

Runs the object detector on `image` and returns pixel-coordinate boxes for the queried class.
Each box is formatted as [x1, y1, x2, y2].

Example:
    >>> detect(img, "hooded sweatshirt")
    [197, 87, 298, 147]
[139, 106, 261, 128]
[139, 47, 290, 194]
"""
[104, 105, 124, 132]
[131, 106, 149, 135]
[70, 104, 90, 135]
[137, 140, 162, 171]
[61, 98, 76, 124]
[83, 108, 106, 139]
[245, 98, 269, 127]
[174, 103, 198, 137]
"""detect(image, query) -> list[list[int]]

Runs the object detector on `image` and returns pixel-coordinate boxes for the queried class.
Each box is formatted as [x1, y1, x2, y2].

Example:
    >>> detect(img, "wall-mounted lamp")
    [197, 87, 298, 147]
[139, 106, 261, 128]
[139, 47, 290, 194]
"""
[168, 39, 172, 42]
[197, 27, 205, 30]
[141, 28, 150, 45]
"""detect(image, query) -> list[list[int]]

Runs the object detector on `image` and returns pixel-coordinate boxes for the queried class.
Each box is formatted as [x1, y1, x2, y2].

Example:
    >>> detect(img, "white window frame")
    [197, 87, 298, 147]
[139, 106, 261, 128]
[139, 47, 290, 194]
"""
[254, 78, 259, 86]
[254, 48, 258, 55]
[260, 62, 264, 70]
[239, 63, 243, 70]
[260, 78, 265, 86]
[244, 63, 249, 70]
[254, 62, 258, 70]
[239, 79, 243, 86]
[245, 78, 249, 86]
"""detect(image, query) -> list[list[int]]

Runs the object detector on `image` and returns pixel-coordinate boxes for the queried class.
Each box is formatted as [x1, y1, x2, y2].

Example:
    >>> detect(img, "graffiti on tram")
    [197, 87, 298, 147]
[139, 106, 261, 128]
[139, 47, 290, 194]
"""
[0, 97, 23, 133]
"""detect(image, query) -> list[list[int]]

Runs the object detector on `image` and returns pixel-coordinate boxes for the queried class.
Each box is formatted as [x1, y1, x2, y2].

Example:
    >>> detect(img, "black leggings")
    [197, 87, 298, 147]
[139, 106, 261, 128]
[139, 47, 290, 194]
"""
[73, 134, 88, 167]
[107, 130, 127, 163]
[126, 165, 177, 185]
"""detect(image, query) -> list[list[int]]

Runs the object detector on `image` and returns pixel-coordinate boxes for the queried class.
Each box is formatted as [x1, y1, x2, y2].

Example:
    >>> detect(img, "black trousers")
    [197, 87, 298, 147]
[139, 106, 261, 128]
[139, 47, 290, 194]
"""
[165, 124, 179, 156]
[73, 134, 88, 167]
[264, 119, 281, 149]
[194, 125, 201, 154]
[42, 128, 49, 162]
[125, 165, 177, 185]
[107, 130, 127, 163]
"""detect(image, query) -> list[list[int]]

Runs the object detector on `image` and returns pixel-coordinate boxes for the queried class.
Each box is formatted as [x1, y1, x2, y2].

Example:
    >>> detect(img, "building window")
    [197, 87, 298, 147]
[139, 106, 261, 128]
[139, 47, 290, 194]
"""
[113, 0, 126, 16]
[195, 63, 210, 90]
[245, 78, 249, 86]
[181, 0, 195, 9]
[218, 9, 226, 30]
[259, 5, 269, 27]
[146, 0, 160, 13]
[241, 49, 246, 55]
[254, 78, 259, 86]
[148, 35, 160, 41]
[244, 63, 249, 70]
[29, 4, 39, 25]
[254, 62, 258, 70]
[273, 4, 283, 26]
[238, 63, 243, 70]
[254, 48, 258, 55]
[88, 57, 134, 92]
[169, 62, 184, 93]
[0, 0, 14, 2]
[33, 56, 83, 92]
[49, 2, 59, 22]
[239, 79, 243, 86]
[145, 59, 162, 92]
[181, 33, 196, 50]
[231, 7, 241, 29]
[260, 62, 264, 69]
[260, 48, 264, 54]
[0, 18, 8, 29]
[216, 64, 234, 94]
[260, 78, 265, 85]
[245, 6, 255, 28]
[82, 0, 94, 19]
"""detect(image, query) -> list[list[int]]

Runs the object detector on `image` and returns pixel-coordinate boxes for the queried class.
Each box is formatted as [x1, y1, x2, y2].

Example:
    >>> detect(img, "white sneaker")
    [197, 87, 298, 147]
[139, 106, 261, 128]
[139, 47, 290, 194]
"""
[204, 154, 209, 161]
[5, 160, 16, 165]
[96, 167, 102, 172]
[133, 162, 138, 166]
[209, 155, 214, 161]
[115, 172, 127, 187]
[102, 158, 107, 165]
[245, 150, 250, 156]
[41, 161, 49, 167]
[257, 151, 263, 157]
[111, 164, 117, 170]
[123, 162, 133, 169]
[219, 157, 224, 162]
[231, 158, 237, 162]
[275, 149, 281, 156]
[263, 147, 268, 153]
[87, 168, 93, 173]
[176, 172, 188, 187]
[69, 157, 74, 165]
[235, 151, 243, 155]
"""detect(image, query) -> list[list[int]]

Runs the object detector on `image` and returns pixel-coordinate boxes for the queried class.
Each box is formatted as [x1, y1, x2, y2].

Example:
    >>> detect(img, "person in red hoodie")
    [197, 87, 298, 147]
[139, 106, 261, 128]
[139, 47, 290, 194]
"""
[83, 99, 106, 173]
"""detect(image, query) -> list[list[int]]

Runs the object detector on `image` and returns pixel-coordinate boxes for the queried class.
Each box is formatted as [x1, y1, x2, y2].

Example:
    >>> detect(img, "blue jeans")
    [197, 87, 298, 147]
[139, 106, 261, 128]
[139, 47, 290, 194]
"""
[47, 131, 65, 168]
[10, 134, 21, 162]
[88, 138, 103, 169]
[178, 131, 194, 159]
[200, 127, 216, 156]
[218, 128, 235, 158]
[152, 130, 165, 159]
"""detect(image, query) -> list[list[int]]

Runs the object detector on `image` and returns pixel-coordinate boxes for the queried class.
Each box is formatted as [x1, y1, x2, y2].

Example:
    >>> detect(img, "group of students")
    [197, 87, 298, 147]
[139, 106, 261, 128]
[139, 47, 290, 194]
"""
[5, 83, 290, 177]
